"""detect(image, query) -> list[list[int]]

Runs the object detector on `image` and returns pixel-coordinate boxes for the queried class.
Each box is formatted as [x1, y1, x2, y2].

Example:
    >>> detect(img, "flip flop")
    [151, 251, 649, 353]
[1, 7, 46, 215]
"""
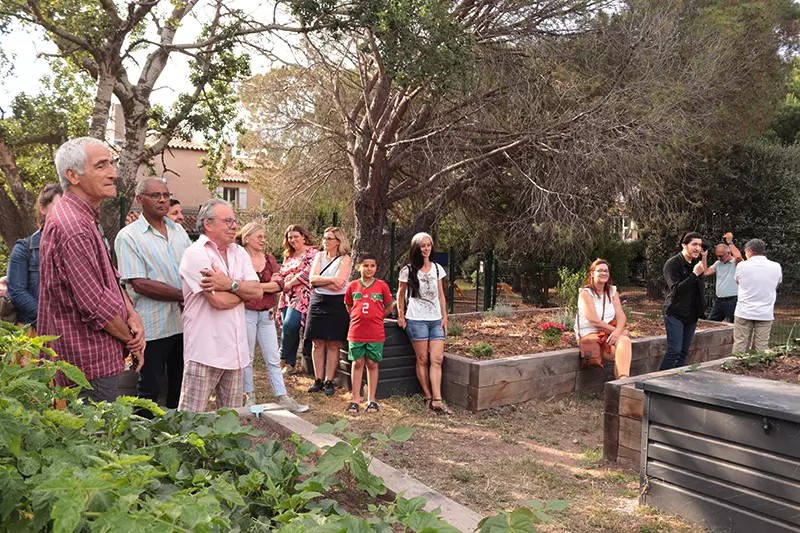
[366, 401, 380, 413]
[346, 402, 359, 415]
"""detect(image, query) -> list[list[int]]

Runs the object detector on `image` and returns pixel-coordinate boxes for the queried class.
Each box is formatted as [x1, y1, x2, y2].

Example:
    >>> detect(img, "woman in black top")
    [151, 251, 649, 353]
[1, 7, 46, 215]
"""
[660, 231, 706, 370]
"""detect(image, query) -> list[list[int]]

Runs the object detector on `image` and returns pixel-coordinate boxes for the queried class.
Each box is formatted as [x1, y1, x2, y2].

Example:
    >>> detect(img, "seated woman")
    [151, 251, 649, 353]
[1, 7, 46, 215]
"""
[575, 258, 631, 379]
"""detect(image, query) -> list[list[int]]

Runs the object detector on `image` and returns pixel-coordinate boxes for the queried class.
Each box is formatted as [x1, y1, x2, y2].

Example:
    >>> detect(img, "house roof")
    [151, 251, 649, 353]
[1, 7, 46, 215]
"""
[220, 166, 249, 184]
[165, 138, 207, 151]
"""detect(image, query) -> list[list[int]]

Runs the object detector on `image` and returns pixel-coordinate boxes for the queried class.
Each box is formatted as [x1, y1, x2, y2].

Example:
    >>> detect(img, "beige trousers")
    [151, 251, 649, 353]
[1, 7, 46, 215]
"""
[732, 316, 773, 353]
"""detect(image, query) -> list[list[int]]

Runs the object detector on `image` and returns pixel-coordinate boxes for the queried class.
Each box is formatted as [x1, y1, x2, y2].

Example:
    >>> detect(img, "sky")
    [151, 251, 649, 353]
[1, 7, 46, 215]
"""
[0, 2, 291, 119]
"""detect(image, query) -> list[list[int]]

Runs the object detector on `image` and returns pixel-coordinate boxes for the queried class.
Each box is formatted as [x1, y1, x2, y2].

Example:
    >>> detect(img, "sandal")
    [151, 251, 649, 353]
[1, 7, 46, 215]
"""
[366, 401, 380, 413]
[429, 399, 453, 415]
[346, 402, 359, 415]
[423, 397, 432, 408]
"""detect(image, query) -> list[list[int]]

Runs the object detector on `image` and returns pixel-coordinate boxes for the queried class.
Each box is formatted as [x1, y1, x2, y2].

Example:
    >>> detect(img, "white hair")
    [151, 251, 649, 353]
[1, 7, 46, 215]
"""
[411, 232, 434, 248]
[197, 198, 232, 234]
[54, 137, 107, 191]
[135, 178, 167, 197]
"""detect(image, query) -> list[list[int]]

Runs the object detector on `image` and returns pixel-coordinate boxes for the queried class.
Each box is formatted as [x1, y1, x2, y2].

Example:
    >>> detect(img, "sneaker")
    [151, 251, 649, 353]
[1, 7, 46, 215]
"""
[282, 364, 296, 375]
[244, 392, 257, 407]
[278, 395, 309, 413]
[324, 380, 335, 397]
[308, 378, 324, 393]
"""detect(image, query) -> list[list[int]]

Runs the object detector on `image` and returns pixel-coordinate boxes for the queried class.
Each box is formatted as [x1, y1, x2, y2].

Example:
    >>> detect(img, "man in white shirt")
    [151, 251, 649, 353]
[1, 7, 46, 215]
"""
[733, 239, 782, 353]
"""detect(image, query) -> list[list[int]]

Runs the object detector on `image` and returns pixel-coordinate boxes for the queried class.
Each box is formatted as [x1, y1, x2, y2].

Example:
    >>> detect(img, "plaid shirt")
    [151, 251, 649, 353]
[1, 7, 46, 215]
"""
[38, 191, 128, 385]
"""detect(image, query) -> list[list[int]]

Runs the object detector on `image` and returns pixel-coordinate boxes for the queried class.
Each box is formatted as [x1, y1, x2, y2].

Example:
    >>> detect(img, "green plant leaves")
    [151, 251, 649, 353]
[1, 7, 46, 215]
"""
[389, 426, 414, 443]
[51, 491, 85, 533]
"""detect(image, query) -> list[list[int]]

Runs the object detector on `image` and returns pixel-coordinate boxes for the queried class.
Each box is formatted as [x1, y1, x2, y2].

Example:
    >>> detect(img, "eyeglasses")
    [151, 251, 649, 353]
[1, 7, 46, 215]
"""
[716, 255, 724, 259]
[213, 217, 239, 228]
[594, 269, 610, 274]
[323, 237, 339, 241]
[142, 192, 171, 200]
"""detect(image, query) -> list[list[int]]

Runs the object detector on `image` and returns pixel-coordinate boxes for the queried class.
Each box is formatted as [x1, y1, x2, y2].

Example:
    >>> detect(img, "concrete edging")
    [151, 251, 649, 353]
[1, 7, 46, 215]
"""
[232, 404, 482, 532]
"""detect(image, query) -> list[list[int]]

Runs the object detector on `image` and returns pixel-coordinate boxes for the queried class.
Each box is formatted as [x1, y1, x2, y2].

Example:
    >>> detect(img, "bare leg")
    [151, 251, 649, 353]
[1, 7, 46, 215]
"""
[428, 340, 449, 412]
[350, 358, 365, 404]
[411, 340, 432, 400]
[311, 339, 326, 380]
[365, 358, 379, 402]
[614, 335, 632, 379]
[324, 340, 340, 381]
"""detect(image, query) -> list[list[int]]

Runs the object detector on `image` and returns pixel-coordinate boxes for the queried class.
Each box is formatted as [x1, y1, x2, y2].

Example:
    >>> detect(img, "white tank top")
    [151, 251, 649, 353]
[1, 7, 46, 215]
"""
[314, 254, 346, 295]
[575, 286, 617, 338]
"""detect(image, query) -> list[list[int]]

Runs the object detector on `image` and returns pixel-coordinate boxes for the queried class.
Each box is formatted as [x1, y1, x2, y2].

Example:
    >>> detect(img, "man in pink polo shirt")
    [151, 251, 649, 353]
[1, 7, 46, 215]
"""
[178, 199, 263, 412]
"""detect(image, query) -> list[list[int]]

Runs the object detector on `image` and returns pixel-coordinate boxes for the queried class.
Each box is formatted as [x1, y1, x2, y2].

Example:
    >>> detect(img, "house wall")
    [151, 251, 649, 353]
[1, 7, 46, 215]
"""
[136, 147, 261, 211]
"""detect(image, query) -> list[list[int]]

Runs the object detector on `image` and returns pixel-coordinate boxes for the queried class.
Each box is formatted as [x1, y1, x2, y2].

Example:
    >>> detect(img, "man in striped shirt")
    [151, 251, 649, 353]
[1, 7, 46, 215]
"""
[38, 137, 146, 402]
[115, 178, 192, 410]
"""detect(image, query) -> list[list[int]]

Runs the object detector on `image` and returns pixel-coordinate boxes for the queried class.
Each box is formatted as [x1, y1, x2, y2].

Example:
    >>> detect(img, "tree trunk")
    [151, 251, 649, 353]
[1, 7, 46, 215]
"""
[0, 141, 38, 247]
[352, 192, 392, 280]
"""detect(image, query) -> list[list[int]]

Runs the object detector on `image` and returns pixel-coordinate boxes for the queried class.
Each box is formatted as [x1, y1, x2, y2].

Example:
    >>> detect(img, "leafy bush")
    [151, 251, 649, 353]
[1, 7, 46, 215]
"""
[556, 267, 588, 312]
[448, 321, 463, 336]
[469, 342, 494, 358]
[722, 349, 778, 370]
[552, 309, 576, 332]
[0, 322, 463, 533]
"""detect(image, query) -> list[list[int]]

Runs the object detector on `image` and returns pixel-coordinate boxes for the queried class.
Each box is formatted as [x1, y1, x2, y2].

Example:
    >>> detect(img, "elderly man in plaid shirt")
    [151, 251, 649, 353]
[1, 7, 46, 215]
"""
[178, 199, 263, 412]
[38, 137, 146, 402]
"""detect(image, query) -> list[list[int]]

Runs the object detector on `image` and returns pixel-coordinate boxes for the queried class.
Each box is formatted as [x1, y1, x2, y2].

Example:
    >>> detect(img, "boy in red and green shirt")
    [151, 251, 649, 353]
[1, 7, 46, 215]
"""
[344, 252, 394, 414]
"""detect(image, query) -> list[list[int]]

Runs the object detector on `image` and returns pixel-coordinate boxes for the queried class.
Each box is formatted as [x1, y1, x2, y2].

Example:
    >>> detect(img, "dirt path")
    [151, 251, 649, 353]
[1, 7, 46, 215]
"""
[252, 357, 706, 533]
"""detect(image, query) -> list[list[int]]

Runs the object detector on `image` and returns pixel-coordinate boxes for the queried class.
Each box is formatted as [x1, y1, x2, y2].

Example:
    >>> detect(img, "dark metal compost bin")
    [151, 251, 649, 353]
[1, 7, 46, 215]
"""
[637, 371, 800, 533]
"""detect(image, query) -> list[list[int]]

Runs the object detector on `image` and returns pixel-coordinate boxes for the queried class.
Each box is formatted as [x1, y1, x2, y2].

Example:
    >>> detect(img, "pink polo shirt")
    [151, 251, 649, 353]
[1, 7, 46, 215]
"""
[179, 235, 258, 370]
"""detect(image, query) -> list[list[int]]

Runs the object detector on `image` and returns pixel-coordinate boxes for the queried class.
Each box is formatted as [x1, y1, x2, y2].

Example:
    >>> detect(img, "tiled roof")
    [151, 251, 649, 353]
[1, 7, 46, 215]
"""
[166, 138, 206, 151]
[221, 166, 248, 183]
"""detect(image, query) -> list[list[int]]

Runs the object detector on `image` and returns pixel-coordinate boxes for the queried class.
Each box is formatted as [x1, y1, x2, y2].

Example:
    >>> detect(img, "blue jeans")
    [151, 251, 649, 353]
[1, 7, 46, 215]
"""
[660, 315, 697, 370]
[280, 307, 303, 367]
[244, 309, 286, 397]
[405, 319, 446, 341]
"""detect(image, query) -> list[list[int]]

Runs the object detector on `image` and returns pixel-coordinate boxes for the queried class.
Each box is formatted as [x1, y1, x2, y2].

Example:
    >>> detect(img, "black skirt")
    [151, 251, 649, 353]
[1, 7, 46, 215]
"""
[304, 292, 350, 341]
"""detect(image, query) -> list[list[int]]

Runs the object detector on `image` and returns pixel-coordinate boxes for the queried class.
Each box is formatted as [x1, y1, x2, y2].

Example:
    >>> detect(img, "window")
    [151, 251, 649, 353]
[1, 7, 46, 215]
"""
[222, 187, 239, 207]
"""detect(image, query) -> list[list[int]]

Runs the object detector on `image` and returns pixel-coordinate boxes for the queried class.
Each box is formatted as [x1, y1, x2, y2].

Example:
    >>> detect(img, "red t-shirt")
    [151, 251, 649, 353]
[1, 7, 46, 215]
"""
[344, 279, 394, 342]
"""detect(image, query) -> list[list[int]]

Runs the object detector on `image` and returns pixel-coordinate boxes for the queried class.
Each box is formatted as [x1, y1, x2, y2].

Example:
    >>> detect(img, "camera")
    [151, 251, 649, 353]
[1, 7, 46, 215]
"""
[701, 240, 712, 253]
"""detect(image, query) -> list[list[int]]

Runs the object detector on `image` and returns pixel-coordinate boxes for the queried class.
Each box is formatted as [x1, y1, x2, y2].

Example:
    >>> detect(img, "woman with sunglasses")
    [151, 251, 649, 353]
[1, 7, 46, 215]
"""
[305, 227, 352, 396]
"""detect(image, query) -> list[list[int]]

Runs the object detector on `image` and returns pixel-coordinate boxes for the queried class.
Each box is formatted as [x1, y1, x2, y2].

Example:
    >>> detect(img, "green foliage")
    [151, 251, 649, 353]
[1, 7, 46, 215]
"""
[0, 322, 472, 533]
[289, 0, 475, 92]
[477, 499, 569, 532]
[722, 349, 777, 370]
[588, 233, 642, 285]
[468, 342, 494, 359]
[556, 267, 588, 312]
[448, 321, 463, 337]
[314, 419, 413, 497]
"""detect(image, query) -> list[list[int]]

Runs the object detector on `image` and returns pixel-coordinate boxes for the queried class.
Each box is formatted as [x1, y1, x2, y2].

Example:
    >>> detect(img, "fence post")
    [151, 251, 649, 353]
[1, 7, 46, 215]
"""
[119, 196, 128, 229]
[492, 258, 499, 308]
[332, 210, 339, 227]
[389, 222, 397, 294]
[448, 246, 455, 314]
[483, 249, 494, 312]
[475, 253, 481, 312]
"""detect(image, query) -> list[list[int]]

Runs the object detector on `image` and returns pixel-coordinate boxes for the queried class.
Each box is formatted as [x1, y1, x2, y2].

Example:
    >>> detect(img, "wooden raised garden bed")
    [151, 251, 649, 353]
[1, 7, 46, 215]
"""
[442, 312, 733, 412]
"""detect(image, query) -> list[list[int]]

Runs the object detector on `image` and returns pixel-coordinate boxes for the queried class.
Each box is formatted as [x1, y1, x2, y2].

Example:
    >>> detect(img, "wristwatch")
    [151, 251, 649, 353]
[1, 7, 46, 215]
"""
[230, 280, 240, 293]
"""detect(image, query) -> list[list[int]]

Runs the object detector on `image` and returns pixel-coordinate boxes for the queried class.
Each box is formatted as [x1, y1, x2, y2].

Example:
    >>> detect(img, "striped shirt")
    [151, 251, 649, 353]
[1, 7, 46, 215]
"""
[115, 215, 192, 341]
[38, 190, 128, 384]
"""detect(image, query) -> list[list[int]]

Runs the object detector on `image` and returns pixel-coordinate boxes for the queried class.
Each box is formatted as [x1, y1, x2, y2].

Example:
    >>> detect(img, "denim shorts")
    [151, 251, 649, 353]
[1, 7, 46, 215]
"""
[405, 319, 445, 341]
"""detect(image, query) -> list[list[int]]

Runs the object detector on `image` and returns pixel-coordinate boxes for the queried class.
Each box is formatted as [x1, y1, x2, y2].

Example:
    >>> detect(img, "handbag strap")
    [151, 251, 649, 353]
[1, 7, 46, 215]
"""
[576, 289, 606, 338]
[318, 254, 342, 276]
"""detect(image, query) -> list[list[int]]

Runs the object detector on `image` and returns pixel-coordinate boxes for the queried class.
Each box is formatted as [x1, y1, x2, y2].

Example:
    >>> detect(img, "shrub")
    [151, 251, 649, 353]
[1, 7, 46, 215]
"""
[448, 321, 463, 336]
[552, 309, 576, 331]
[469, 342, 494, 358]
[539, 321, 566, 345]
[556, 267, 588, 311]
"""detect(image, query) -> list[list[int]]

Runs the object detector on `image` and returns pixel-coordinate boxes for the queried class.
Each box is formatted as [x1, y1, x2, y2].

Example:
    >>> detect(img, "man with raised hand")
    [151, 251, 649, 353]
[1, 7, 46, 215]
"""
[38, 137, 146, 402]
[115, 178, 191, 412]
[178, 199, 263, 412]
[703, 232, 743, 323]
